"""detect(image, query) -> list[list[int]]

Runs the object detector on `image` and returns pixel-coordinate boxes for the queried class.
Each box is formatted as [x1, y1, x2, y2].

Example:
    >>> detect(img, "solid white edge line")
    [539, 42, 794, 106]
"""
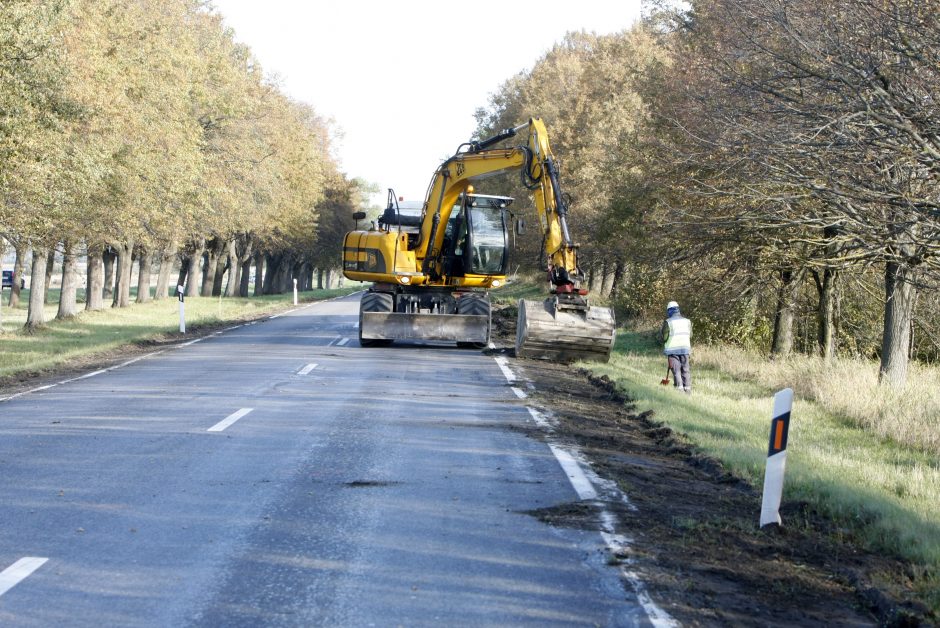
[0, 557, 48, 597]
[493, 349, 677, 628]
[511, 386, 528, 399]
[297, 363, 318, 376]
[494, 356, 516, 383]
[207, 407, 253, 432]
[548, 444, 599, 500]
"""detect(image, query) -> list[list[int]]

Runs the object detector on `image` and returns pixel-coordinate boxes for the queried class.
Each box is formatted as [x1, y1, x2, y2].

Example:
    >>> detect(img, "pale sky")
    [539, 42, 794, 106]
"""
[210, 0, 642, 206]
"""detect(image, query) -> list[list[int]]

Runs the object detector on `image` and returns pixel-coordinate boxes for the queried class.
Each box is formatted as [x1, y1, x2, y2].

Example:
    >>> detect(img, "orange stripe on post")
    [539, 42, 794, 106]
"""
[774, 420, 785, 451]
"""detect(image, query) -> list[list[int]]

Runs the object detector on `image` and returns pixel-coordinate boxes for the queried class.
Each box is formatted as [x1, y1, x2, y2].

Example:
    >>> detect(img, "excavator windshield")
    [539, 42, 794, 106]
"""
[466, 195, 510, 275]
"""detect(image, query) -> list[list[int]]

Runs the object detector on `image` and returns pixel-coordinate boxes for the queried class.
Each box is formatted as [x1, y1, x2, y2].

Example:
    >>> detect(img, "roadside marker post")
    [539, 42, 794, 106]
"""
[293, 278, 298, 306]
[177, 285, 186, 334]
[760, 388, 793, 527]
[0, 284, 4, 333]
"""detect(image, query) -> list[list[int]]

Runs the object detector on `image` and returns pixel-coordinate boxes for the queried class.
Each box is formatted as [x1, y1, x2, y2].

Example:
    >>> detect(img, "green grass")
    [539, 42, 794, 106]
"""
[586, 330, 940, 611]
[0, 286, 361, 378]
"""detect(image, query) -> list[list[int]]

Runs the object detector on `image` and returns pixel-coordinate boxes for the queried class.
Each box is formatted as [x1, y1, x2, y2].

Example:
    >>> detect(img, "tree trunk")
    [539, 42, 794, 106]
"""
[43, 247, 56, 305]
[56, 241, 78, 319]
[85, 247, 104, 311]
[224, 240, 239, 297]
[609, 260, 625, 298]
[816, 268, 838, 360]
[202, 238, 222, 297]
[253, 252, 265, 296]
[112, 240, 134, 308]
[136, 246, 153, 303]
[25, 246, 49, 330]
[325, 268, 334, 289]
[263, 254, 280, 294]
[317, 268, 324, 289]
[102, 246, 116, 303]
[879, 261, 916, 387]
[770, 269, 804, 358]
[186, 238, 205, 297]
[599, 260, 616, 298]
[154, 242, 177, 300]
[212, 240, 231, 297]
[9, 244, 27, 307]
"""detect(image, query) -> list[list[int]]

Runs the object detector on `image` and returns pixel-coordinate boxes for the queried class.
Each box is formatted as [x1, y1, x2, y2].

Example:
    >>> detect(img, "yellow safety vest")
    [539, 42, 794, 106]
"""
[665, 317, 692, 353]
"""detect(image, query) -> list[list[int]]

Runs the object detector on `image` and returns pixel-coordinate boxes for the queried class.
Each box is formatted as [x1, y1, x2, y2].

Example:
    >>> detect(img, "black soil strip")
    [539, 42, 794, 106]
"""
[512, 359, 934, 627]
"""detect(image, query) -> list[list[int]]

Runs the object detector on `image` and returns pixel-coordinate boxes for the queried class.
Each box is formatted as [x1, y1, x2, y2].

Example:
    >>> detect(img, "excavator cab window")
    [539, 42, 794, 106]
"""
[465, 194, 511, 276]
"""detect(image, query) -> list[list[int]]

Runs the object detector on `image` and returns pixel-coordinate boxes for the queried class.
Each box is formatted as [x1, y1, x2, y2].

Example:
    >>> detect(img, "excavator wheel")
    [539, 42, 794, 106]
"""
[358, 292, 394, 347]
[516, 298, 615, 362]
[456, 294, 491, 349]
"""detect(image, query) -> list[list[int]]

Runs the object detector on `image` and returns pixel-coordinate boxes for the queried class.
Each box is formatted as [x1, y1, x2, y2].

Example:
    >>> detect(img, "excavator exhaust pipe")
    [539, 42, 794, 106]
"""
[515, 298, 616, 363]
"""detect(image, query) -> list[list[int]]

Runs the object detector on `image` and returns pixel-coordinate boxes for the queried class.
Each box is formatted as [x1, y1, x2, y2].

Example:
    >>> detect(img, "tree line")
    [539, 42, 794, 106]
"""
[474, 0, 940, 386]
[1, 0, 357, 329]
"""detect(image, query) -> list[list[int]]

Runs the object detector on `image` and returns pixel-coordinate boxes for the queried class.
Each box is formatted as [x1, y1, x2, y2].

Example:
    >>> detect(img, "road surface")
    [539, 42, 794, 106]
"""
[0, 294, 654, 626]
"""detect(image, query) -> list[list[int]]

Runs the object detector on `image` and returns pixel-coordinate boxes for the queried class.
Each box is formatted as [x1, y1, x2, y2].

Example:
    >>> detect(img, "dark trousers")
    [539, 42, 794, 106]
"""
[668, 355, 691, 390]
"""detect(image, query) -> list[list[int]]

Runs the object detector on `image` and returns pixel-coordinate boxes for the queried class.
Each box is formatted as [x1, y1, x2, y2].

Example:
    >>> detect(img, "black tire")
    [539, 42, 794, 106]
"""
[359, 292, 394, 347]
[456, 294, 491, 349]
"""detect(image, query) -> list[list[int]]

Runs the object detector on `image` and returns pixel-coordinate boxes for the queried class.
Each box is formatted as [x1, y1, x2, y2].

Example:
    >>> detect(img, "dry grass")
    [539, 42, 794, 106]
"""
[695, 346, 940, 455]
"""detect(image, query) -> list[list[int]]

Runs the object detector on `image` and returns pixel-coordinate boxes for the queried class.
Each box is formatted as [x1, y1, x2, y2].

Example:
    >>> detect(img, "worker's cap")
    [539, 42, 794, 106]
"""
[666, 301, 679, 311]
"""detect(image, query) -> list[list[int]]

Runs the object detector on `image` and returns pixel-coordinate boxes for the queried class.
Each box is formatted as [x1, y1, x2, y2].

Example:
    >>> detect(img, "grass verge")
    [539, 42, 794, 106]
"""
[0, 287, 360, 379]
[586, 330, 940, 612]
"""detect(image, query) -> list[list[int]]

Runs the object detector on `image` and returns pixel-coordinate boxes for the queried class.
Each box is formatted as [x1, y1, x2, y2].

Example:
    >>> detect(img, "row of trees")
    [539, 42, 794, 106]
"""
[1, 0, 357, 329]
[474, 0, 940, 386]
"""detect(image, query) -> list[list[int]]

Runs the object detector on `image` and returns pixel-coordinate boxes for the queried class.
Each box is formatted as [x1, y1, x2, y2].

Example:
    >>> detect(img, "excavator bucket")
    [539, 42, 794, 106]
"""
[515, 298, 616, 362]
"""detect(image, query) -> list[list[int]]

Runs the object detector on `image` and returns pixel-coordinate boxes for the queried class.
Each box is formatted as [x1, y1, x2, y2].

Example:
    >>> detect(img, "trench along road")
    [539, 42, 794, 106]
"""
[0, 293, 674, 627]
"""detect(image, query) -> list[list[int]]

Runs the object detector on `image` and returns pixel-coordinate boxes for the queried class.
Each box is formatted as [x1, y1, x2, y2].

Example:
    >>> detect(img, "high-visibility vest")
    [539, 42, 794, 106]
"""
[665, 317, 692, 352]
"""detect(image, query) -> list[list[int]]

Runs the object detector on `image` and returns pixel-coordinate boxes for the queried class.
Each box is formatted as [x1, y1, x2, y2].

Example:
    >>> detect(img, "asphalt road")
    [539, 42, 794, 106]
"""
[0, 294, 651, 626]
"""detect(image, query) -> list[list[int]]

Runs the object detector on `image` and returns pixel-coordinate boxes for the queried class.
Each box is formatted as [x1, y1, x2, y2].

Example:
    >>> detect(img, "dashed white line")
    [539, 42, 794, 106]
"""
[511, 386, 528, 399]
[297, 363, 318, 376]
[0, 557, 48, 597]
[207, 407, 253, 432]
[548, 445, 599, 500]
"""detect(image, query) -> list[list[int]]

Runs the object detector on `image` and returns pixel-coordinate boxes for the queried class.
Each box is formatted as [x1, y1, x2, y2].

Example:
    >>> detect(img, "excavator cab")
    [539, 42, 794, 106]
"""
[443, 193, 512, 278]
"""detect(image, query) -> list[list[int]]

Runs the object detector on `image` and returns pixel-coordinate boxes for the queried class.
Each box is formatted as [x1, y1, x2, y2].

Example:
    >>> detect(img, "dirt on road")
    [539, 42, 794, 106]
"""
[490, 306, 934, 627]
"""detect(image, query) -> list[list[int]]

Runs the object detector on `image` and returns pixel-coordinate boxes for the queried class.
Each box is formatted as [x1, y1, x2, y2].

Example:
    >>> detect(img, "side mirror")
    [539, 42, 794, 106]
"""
[514, 218, 525, 236]
[352, 211, 367, 221]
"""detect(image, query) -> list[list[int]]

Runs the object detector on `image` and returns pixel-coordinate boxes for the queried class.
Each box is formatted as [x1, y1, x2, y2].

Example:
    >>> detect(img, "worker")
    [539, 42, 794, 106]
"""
[658, 300, 692, 394]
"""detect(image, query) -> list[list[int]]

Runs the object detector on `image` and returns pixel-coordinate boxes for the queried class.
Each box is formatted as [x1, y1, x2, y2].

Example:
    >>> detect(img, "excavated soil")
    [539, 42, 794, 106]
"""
[489, 305, 935, 627]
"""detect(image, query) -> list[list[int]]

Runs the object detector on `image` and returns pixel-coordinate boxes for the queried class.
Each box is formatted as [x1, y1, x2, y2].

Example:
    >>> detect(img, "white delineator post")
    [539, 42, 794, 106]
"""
[760, 388, 793, 527]
[293, 278, 298, 305]
[177, 285, 186, 334]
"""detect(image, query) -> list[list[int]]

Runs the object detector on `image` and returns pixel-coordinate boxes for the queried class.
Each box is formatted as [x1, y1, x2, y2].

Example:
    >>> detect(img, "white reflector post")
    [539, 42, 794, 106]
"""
[760, 388, 793, 527]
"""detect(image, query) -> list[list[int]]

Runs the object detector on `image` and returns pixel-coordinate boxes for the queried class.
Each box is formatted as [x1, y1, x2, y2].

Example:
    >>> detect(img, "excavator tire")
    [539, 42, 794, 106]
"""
[515, 298, 615, 363]
[456, 294, 491, 349]
[358, 292, 394, 347]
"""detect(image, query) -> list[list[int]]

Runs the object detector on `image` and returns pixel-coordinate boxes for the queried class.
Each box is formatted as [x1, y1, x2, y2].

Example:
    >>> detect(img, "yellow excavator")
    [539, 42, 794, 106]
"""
[342, 117, 615, 362]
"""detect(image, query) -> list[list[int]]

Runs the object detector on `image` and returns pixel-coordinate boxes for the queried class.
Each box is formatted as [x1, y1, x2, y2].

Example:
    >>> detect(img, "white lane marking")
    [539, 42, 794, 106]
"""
[208, 408, 253, 432]
[0, 557, 48, 597]
[32, 385, 56, 392]
[493, 347, 676, 628]
[511, 386, 528, 399]
[494, 357, 516, 383]
[353, 322, 359, 329]
[328, 336, 342, 346]
[337, 337, 350, 346]
[548, 445, 598, 500]
[178, 338, 203, 347]
[297, 363, 318, 376]
[526, 406, 550, 428]
[75, 369, 107, 381]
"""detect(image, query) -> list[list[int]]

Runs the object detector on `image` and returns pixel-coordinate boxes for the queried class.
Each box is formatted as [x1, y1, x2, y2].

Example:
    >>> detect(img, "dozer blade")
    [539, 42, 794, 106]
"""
[515, 298, 616, 362]
[361, 312, 490, 344]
